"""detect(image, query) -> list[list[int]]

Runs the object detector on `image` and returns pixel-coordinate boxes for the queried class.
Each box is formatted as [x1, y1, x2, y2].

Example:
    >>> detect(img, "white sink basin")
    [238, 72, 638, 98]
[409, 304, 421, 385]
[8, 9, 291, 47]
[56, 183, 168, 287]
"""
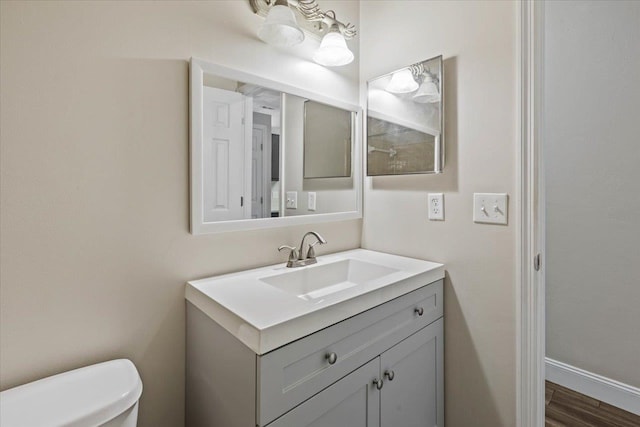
[260, 259, 399, 302]
[186, 249, 444, 354]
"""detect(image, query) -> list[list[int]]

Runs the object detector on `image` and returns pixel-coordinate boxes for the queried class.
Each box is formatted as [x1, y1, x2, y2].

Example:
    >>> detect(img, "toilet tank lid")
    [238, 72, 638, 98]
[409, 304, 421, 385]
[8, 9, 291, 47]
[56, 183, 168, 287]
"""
[0, 359, 143, 427]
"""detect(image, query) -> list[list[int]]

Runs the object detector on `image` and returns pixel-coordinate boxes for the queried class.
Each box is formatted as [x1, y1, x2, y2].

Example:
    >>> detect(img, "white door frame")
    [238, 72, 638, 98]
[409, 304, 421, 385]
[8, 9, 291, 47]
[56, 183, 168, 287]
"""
[252, 122, 271, 219]
[517, 1, 545, 426]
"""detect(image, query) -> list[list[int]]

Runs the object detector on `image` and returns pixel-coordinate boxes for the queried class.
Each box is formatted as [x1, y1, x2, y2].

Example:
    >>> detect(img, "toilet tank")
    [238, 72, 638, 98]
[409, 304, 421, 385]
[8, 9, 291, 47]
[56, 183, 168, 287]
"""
[0, 359, 143, 427]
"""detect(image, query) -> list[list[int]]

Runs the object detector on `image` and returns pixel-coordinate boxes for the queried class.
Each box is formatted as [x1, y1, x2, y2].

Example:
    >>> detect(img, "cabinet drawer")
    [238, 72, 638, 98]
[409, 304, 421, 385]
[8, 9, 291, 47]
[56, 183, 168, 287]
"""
[257, 279, 443, 426]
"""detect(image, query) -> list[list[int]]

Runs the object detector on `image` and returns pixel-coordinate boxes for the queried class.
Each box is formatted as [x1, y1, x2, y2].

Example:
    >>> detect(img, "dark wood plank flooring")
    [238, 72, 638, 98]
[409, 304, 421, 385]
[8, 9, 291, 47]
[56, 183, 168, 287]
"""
[546, 381, 640, 426]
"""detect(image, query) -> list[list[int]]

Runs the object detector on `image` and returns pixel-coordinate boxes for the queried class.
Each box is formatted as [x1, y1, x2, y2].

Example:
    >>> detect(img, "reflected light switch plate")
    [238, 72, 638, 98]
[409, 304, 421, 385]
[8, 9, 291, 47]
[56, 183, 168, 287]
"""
[473, 193, 508, 224]
[308, 192, 316, 211]
[286, 191, 297, 209]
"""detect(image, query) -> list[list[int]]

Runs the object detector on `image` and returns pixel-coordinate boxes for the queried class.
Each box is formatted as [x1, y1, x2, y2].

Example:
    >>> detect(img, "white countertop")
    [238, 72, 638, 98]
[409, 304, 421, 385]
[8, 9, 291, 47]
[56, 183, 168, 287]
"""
[185, 249, 444, 354]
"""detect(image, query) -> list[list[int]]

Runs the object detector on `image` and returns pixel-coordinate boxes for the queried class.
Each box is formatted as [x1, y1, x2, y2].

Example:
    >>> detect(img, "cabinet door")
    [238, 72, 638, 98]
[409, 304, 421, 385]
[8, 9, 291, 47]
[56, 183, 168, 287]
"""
[268, 358, 380, 427]
[380, 318, 444, 427]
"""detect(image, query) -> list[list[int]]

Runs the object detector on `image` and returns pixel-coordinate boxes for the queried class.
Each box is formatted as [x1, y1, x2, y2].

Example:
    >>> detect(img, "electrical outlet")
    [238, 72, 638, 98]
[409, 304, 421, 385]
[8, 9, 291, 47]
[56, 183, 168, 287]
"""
[473, 193, 508, 224]
[308, 192, 316, 211]
[285, 191, 297, 209]
[428, 193, 444, 220]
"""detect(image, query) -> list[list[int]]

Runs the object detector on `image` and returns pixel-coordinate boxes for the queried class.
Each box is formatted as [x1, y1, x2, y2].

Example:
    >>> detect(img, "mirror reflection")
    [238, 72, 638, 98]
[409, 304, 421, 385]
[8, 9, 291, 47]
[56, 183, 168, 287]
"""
[282, 94, 356, 217]
[202, 77, 282, 220]
[304, 101, 353, 179]
[367, 55, 444, 176]
[192, 59, 359, 232]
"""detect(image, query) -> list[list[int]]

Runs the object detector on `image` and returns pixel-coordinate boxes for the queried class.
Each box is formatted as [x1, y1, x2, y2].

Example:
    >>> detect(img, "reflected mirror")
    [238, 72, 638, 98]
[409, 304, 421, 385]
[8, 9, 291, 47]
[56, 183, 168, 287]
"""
[190, 59, 361, 234]
[304, 101, 353, 178]
[366, 55, 444, 176]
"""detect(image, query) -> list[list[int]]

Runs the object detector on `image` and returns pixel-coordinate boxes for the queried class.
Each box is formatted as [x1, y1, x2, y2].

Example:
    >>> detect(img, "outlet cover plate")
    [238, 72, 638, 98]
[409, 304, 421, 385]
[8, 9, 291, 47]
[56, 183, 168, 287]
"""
[308, 192, 316, 211]
[473, 193, 508, 224]
[428, 193, 444, 220]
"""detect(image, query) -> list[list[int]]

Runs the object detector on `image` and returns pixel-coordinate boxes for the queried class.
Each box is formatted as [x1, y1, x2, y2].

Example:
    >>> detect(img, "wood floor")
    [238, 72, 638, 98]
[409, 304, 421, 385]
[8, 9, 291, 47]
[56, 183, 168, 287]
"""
[546, 381, 640, 426]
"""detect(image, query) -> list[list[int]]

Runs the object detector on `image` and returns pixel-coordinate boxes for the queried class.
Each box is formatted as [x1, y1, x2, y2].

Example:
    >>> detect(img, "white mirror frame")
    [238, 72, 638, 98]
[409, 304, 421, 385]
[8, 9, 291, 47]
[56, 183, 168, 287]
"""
[190, 58, 363, 234]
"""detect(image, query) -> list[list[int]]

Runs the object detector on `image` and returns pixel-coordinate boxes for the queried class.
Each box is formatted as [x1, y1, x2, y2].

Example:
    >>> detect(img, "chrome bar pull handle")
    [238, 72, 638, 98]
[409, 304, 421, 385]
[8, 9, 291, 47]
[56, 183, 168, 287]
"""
[373, 378, 384, 390]
[384, 370, 395, 381]
[326, 352, 338, 365]
[414, 307, 424, 316]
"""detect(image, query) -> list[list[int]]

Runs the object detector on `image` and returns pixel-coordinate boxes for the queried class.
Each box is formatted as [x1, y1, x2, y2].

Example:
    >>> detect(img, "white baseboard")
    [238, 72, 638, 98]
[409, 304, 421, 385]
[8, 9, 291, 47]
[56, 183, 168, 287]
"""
[546, 357, 640, 415]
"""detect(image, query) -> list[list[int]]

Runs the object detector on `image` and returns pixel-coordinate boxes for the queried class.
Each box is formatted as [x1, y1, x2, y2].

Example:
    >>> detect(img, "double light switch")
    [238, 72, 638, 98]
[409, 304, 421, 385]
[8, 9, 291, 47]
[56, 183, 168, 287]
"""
[473, 193, 508, 225]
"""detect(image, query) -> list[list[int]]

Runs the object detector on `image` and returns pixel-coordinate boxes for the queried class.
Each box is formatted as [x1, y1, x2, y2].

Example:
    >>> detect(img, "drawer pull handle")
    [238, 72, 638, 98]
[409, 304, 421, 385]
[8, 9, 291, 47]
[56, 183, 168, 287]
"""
[373, 378, 384, 390]
[414, 307, 424, 316]
[384, 370, 395, 381]
[326, 352, 338, 365]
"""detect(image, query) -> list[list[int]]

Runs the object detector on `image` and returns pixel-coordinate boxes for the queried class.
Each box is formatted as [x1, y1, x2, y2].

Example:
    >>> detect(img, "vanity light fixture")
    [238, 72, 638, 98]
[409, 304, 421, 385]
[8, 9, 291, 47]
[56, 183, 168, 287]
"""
[413, 73, 440, 103]
[313, 23, 354, 67]
[250, 0, 356, 67]
[257, 0, 305, 47]
[386, 68, 419, 94]
[384, 62, 441, 102]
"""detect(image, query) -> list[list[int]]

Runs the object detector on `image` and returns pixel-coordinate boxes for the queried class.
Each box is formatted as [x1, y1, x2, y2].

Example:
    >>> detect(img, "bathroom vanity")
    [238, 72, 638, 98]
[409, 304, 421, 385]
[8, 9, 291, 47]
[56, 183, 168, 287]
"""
[185, 249, 444, 427]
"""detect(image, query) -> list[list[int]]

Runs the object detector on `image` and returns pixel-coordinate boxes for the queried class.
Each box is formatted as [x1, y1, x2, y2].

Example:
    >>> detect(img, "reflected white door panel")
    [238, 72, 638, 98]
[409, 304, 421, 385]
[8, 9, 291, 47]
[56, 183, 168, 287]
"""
[203, 87, 251, 221]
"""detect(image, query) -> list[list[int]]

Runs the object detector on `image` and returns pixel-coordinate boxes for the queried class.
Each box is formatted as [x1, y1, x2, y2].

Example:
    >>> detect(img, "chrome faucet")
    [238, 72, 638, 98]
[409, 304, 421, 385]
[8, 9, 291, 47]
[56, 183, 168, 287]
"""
[278, 231, 327, 268]
[299, 231, 327, 260]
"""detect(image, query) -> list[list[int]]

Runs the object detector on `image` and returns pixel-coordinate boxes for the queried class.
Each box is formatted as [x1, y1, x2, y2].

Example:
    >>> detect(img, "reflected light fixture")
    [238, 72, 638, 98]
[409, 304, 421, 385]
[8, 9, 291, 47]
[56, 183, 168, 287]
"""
[313, 24, 354, 67]
[386, 69, 419, 94]
[257, 0, 304, 47]
[413, 73, 440, 103]
[250, 0, 357, 67]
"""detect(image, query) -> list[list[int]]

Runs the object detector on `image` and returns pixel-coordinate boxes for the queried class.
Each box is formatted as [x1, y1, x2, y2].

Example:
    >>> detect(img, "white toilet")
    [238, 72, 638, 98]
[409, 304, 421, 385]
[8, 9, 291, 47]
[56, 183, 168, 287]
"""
[0, 359, 143, 427]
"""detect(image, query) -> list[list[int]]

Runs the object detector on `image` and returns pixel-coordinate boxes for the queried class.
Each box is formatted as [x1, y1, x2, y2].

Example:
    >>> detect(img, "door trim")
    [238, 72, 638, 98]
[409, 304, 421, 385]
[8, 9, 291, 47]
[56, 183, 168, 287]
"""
[517, 1, 545, 426]
[252, 122, 271, 219]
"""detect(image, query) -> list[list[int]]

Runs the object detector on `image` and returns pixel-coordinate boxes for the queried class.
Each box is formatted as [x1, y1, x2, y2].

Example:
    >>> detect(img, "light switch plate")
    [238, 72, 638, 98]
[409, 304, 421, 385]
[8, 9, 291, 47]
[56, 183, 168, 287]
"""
[473, 193, 508, 224]
[428, 193, 444, 220]
[308, 192, 316, 211]
[285, 191, 297, 209]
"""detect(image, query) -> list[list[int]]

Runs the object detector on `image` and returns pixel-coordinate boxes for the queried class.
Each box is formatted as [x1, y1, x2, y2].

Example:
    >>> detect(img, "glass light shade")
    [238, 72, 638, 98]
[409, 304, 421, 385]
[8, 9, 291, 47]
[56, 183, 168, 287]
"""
[386, 69, 419, 93]
[313, 30, 354, 67]
[413, 75, 440, 103]
[258, 5, 304, 47]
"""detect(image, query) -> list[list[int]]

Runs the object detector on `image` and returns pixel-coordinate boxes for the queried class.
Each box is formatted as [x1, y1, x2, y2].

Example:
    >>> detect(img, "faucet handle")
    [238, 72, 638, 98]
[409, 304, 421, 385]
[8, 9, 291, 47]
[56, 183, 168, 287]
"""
[278, 245, 299, 262]
[306, 239, 327, 259]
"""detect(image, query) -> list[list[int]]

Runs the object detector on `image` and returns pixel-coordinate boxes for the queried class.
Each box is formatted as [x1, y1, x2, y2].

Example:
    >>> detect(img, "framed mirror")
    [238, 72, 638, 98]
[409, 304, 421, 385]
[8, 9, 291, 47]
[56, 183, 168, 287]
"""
[366, 55, 444, 176]
[190, 58, 362, 234]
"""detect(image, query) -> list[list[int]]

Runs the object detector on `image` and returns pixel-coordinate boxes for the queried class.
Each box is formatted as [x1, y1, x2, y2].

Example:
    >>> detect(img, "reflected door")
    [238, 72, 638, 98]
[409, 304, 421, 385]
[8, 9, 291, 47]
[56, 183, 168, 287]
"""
[252, 123, 269, 218]
[203, 87, 251, 221]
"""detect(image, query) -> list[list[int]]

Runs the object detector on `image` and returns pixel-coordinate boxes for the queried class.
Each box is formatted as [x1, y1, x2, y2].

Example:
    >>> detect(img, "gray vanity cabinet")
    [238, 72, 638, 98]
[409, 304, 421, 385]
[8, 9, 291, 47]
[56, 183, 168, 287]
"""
[268, 319, 444, 427]
[186, 279, 444, 427]
[380, 318, 444, 427]
[268, 358, 380, 427]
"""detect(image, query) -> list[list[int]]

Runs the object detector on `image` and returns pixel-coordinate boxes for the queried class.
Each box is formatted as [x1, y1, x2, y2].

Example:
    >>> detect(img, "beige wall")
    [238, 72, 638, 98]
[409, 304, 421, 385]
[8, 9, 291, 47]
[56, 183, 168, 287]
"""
[360, 2, 517, 426]
[0, 2, 361, 426]
[544, 1, 640, 387]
